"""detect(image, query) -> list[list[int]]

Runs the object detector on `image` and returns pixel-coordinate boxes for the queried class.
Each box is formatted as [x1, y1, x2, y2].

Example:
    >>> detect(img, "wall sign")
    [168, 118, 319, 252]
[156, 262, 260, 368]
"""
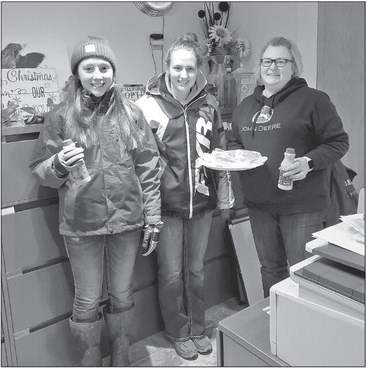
[122, 84, 145, 102]
[1, 68, 60, 116]
[237, 71, 257, 103]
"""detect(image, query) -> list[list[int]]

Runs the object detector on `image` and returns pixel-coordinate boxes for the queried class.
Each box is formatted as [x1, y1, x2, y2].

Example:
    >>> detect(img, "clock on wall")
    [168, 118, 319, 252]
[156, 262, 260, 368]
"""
[134, 2, 174, 16]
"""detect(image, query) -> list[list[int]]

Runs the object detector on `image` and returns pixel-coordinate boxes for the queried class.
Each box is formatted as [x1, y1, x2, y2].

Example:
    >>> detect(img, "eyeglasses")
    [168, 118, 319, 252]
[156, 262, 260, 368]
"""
[260, 58, 294, 67]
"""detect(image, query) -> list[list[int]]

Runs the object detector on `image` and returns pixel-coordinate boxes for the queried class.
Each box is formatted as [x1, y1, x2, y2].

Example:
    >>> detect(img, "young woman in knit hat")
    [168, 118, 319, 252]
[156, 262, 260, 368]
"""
[30, 36, 162, 366]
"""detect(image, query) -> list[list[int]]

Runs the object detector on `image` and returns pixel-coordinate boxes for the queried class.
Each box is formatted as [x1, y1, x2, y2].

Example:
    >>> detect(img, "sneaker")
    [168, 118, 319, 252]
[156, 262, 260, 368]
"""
[191, 335, 213, 354]
[167, 336, 198, 360]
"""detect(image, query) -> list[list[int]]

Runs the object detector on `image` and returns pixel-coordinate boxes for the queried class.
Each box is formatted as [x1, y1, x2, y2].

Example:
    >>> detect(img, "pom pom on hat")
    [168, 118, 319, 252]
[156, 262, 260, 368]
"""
[70, 36, 116, 74]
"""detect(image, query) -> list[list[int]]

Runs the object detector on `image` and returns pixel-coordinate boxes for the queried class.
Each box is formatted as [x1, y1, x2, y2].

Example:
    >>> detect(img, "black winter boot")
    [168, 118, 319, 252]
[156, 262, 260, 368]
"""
[69, 315, 103, 366]
[103, 306, 133, 366]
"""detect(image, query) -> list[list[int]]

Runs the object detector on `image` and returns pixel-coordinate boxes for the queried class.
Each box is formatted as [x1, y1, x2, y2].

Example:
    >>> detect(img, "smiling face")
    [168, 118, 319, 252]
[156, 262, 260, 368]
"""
[168, 48, 198, 97]
[260, 46, 294, 95]
[77, 58, 114, 97]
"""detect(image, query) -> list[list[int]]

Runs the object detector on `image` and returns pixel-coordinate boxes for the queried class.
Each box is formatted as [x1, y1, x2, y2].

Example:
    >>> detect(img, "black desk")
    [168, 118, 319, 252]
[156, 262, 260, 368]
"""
[217, 298, 288, 366]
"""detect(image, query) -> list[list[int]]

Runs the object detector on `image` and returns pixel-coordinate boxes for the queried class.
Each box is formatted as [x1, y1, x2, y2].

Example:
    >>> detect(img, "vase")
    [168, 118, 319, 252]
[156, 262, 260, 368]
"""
[207, 54, 237, 110]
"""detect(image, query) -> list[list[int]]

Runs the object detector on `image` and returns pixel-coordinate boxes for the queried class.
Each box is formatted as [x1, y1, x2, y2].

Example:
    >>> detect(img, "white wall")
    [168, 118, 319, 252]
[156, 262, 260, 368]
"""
[296, 2, 318, 87]
[2, 1, 318, 91]
[2, 2, 168, 89]
[230, 2, 318, 86]
[317, 2, 365, 191]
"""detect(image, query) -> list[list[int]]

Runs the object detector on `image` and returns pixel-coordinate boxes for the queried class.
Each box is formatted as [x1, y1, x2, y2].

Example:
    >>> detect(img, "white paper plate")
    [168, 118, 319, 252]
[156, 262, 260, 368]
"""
[197, 150, 268, 171]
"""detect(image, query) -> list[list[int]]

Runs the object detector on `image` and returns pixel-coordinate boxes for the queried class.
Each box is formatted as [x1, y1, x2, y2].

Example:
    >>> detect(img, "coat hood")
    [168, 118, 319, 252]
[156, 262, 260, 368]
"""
[254, 77, 308, 108]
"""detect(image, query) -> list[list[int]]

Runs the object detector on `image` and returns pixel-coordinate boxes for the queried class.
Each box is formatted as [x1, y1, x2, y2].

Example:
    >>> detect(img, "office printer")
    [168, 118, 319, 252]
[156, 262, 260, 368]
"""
[269, 236, 365, 366]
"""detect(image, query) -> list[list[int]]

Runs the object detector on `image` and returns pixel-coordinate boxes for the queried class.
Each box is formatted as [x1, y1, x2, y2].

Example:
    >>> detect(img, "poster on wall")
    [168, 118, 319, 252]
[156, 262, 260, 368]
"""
[122, 84, 145, 102]
[1, 68, 60, 127]
[237, 71, 257, 103]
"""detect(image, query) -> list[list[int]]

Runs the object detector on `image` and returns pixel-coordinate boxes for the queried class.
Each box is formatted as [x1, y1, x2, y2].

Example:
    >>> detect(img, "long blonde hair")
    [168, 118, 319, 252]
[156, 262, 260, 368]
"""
[62, 75, 144, 150]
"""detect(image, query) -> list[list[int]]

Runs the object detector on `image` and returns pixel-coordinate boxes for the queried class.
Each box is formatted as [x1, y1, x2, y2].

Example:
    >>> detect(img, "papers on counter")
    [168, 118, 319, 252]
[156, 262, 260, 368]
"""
[340, 213, 365, 236]
[312, 213, 365, 256]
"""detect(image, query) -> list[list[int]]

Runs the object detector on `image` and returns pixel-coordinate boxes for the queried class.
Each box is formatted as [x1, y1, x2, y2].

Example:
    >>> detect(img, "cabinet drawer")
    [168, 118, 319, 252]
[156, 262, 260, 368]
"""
[15, 318, 82, 366]
[7, 262, 74, 333]
[14, 283, 161, 366]
[2, 140, 57, 207]
[2, 204, 65, 274]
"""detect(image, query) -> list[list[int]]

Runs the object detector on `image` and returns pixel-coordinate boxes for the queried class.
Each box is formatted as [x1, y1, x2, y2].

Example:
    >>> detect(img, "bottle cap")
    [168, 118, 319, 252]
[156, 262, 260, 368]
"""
[285, 148, 295, 154]
[62, 139, 73, 144]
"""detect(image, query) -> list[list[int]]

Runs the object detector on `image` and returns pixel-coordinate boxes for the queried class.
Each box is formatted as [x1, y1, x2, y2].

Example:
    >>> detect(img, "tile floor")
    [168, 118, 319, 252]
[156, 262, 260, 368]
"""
[128, 297, 245, 367]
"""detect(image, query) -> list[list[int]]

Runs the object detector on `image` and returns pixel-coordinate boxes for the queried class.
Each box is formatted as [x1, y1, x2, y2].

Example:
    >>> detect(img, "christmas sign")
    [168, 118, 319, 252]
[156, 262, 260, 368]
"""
[1, 68, 60, 121]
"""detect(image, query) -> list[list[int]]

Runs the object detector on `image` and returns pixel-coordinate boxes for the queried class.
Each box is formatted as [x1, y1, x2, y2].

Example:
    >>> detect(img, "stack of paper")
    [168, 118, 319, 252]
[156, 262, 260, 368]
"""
[312, 214, 365, 256]
[340, 213, 365, 236]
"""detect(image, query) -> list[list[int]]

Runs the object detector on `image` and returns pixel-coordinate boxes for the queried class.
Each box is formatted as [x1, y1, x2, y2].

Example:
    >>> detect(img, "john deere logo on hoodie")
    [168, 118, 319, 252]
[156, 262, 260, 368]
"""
[252, 105, 273, 124]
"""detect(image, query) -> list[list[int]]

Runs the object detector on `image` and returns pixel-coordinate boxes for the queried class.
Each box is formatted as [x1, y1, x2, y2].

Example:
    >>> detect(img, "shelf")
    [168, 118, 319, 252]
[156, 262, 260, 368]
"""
[2, 124, 44, 137]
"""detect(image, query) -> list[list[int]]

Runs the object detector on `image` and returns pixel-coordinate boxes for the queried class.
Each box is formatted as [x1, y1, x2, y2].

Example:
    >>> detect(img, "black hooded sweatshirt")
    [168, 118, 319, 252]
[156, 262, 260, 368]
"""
[227, 77, 349, 214]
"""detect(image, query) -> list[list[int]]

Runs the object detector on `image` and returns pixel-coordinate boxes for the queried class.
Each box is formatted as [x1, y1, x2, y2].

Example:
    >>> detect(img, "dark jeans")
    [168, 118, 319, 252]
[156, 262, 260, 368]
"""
[156, 212, 213, 340]
[64, 230, 140, 322]
[248, 207, 325, 297]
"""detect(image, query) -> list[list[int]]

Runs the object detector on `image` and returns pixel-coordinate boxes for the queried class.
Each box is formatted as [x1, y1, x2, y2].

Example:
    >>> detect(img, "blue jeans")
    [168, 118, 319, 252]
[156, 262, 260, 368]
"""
[156, 212, 213, 339]
[64, 230, 140, 322]
[248, 208, 326, 298]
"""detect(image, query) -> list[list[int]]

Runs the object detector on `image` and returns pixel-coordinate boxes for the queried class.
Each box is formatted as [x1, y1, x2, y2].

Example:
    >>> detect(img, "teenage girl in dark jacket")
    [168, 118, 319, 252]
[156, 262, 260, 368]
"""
[30, 36, 161, 366]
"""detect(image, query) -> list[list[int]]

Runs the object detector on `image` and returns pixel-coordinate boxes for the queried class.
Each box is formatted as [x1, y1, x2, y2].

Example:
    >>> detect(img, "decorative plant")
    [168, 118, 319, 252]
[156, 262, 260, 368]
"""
[1, 100, 45, 126]
[197, 2, 251, 58]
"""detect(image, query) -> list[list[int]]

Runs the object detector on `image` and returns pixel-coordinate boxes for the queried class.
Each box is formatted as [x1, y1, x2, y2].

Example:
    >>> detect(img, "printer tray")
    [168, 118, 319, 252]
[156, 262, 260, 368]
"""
[310, 242, 365, 271]
[293, 257, 365, 304]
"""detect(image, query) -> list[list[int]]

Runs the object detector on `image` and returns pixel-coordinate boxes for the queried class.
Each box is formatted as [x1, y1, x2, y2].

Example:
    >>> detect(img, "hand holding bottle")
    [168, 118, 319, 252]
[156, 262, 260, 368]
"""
[53, 139, 91, 184]
[58, 143, 85, 171]
[278, 148, 295, 190]
[280, 157, 310, 182]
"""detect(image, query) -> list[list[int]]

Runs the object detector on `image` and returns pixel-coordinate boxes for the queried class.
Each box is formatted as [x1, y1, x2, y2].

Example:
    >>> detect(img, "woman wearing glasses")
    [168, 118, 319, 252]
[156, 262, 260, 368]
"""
[227, 36, 349, 297]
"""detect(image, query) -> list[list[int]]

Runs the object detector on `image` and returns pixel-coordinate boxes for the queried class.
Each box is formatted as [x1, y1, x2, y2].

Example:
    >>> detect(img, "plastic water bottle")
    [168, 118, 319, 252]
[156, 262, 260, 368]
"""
[62, 139, 91, 185]
[278, 148, 295, 190]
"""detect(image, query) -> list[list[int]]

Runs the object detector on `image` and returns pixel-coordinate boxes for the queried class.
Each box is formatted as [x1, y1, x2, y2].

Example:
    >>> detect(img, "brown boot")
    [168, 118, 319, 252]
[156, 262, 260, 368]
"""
[69, 315, 103, 366]
[103, 306, 133, 366]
